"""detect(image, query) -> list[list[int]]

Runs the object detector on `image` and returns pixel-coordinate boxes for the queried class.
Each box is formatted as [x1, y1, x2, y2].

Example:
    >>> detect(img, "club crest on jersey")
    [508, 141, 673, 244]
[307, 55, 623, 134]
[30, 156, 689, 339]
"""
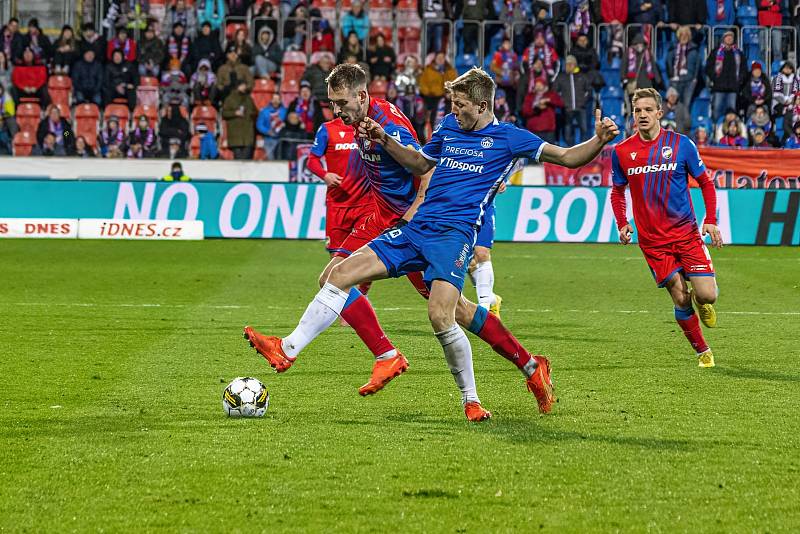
[481, 137, 493, 149]
[630, 152, 637, 160]
[661, 146, 673, 160]
[339, 131, 345, 138]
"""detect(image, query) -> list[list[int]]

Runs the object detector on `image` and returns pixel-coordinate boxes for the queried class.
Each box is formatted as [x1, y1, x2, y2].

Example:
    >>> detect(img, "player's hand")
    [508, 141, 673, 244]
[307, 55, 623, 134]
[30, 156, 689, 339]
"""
[702, 223, 723, 249]
[357, 116, 388, 146]
[498, 181, 507, 194]
[595, 109, 620, 144]
[619, 223, 633, 245]
[322, 172, 343, 187]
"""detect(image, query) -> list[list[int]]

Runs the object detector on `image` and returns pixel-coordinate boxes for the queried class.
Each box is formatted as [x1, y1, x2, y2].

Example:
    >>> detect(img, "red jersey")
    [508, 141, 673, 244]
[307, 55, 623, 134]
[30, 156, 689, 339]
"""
[308, 118, 371, 207]
[610, 129, 717, 247]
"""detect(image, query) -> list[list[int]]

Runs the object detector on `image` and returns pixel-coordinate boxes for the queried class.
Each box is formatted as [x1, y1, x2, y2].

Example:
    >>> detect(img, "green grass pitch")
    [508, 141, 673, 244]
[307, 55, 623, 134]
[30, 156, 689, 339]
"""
[1, 240, 798, 532]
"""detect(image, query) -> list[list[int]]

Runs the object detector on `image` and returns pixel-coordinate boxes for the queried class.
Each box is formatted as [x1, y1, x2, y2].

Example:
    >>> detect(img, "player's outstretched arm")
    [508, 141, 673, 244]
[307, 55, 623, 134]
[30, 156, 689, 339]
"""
[357, 117, 436, 176]
[539, 109, 619, 168]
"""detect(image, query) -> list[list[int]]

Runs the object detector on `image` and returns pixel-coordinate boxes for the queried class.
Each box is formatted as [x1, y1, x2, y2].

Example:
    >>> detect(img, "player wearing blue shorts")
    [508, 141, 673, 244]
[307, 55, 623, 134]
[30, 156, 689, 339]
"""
[246, 67, 619, 420]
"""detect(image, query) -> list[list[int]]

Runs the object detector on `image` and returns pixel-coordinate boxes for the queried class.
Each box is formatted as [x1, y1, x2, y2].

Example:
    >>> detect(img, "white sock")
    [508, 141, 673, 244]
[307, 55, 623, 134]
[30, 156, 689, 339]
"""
[282, 283, 348, 357]
[435, 324, 479, 405]
[473, 261, 496, 309]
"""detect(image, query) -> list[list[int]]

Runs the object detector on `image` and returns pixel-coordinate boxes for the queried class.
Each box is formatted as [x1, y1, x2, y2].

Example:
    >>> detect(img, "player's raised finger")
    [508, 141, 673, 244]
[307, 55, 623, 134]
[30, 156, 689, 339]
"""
[595, 108, 601, 123]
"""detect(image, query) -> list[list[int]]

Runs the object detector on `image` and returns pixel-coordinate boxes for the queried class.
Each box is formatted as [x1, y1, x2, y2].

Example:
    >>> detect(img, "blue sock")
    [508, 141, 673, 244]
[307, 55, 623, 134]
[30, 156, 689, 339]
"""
[342, 287, 362, 311]
[466, 305, 489, 335]
[674, 306, 694, 321]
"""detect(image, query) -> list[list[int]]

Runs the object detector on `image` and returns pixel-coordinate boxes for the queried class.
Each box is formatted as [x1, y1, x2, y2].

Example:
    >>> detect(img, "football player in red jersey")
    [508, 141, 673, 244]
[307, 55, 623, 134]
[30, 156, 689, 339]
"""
[611, 88, 723, 368]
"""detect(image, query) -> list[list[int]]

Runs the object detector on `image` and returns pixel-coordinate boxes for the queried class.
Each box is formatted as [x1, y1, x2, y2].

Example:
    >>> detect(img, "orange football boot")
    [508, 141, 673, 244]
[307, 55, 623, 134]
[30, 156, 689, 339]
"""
[526, 355, 555, 414]
[464, 401, 492, 422]
[243, 326, 296, 373]
[358, 353, 409, 396]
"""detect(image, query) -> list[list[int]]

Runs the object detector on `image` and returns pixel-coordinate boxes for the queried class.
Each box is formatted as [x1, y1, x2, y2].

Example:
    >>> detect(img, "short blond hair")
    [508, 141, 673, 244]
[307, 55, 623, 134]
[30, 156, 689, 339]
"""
[445, 67, 495, 106]
[631, 87, 662, 109]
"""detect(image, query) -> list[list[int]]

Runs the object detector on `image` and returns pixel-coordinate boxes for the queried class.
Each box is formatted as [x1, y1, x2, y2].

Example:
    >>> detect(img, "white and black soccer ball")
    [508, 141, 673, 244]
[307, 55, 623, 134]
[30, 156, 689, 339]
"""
[222, 377, 269, 417]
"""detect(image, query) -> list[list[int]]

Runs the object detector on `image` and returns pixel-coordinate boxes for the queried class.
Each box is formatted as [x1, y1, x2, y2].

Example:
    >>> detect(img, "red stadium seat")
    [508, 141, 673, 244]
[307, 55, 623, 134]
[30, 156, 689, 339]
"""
[74, 103, 100, 147]
[191, 105, 218, 133]
[47, 75, 72, 109]
[368, 8, 393, 26]
[280, 78, 299, 107]
[370, 26, 394, 42]
[397, 26, 421, 54]
[281, 50, 308, 86]
[396, 0, 417, 8]
[104, 103, 130, 129]
[369, 79, 387, 100]
[15, 103, 41, 135]
[254, 135, 267, 161]
[12, 131, 36, 156]
[133, 104, 159, 129]
[396, 7, 421, 27]
[225, 20, 249, 41]
[190, 134, 201, 158]
[252, 77, 276, 109]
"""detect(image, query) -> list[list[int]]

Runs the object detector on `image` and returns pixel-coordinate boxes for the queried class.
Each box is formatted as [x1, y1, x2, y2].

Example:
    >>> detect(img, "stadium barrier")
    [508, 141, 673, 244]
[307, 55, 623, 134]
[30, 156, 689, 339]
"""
[0, 217, 204, 240]
[0, 181, 797, 245]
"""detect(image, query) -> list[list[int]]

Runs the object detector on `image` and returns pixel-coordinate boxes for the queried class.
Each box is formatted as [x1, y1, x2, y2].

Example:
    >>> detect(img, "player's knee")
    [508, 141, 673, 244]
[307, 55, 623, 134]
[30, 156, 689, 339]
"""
[428, 306, 454, 332]
[473, 247, 491, 263]
[672, 289, 692, 309]
[694, 288, 717, 305]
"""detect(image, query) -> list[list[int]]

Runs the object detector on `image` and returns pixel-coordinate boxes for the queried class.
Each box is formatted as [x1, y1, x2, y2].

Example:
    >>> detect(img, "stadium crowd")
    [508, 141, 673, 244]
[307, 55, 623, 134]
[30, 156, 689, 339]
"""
[2, 0, 800, 159]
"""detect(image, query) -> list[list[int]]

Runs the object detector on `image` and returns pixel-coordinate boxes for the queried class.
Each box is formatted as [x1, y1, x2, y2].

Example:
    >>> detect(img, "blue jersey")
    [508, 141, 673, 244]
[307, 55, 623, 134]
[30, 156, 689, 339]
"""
[415, 114, 546, 226]
[358, 98, 422, 216]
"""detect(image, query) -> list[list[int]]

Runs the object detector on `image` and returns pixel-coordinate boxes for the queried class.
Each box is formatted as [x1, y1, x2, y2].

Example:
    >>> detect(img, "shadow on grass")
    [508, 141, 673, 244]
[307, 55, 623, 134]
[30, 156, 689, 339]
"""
[713, 365, 800, 383]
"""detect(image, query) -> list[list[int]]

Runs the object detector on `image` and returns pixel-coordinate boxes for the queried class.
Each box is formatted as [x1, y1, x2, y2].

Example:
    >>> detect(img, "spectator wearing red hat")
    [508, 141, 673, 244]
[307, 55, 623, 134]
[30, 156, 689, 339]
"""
[741, 61, 772, 117]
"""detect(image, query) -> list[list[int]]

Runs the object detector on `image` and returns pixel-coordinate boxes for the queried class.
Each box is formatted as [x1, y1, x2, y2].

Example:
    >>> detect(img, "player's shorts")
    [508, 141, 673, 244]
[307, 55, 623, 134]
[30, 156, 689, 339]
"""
[326, 204, 373, 255]
[331, 204, 402, 258]
[640, 233, 715, 287]
[475, 205, 496, 249]
[368, 220, 476, 291]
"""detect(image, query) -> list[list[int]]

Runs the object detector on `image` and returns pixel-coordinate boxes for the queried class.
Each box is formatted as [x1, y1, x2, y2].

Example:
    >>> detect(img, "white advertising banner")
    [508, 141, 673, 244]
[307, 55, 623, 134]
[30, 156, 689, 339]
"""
[0, 218, 79, 238]
[77, 219, 204, 240]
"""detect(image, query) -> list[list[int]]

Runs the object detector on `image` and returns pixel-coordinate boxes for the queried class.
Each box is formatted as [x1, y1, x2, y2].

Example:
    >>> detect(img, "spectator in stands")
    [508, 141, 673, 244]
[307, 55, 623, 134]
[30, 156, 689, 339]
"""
[190, 22, 224, 71]
[771, 61, 799, 116]
[52, 25, 79, 74]
[105, 48, 138, 110]
[782, 93, 800, 139]
[0, 50, 11, 93]
[0, 114, 12, 155]
[159, 101, 190, 153]
[216, 44, 254, 104]
[706, 30, 746, 122]
[2, 19, 24, 63]
[693, 125, 709, 147]
[227, 0, 251, 17]
[191, 58, 217, 104]
[311, 19, 336, 54]
[338, 32, 364, 64]
[341, 1, 370, 46]
[10, 48, 48, 106]
[530, 5, 558, 57]
[784, 121, 800, 148]
[127, 114, 158, 158]
[283, 4, 309, 51]
[251, 2, 279, 38]
[517, 56, 547, 113]
[166, 22, 192, 76]
[394, 55, 421, 98]
[705, 0, 733, 25]
[571, 32, 599, 75]
[522, 30, 559, 82]
[78, 23, 106, 63]
[666, 0, 706, 27]
[628, 0, 661, 25]
[37, 105, 75, 154]
[21, 19, 51, 65]
[288, 80, 324, 135]
[302, 52, 334, 102]
[277, 110, 310, 159]
[198, 0, 226, 33]
[717, 119, 747, 147]
[99, 115, 127, 157]
[161, 58, 190, 107]
[196, 122, 219, 159]
[101, 2, 123, 41]
[622, 33, 662, 103]
[749, 127, 771, 148]
[662, 86, 691, 135]
[74, 135, 97, 157]
[138, 24, 165, 78]
[419, 0, 453, 54]
[522, 78, 563, 144]
[164, 0, 197, 39]
[455, 0, 494, 56]
[222, 80, 258, 159]
[490, 38, 521, 110]
[741, 61, 772, 118]
[252, 27, 282, 78]
[367, 34, 395, 81]
[107, 26, 137, 63]
[420, 52, 456, 120]
[666, 26, 700, 106]
[231, 28, 253, 67]
[121, 0, 150, 32]
[568, 2, 592, 42]
[715, 109, 747, 142]
[746, 104, 773, 140]
[164, 136, 189, 159]
[72, 49, 105, 106]
[493, 88, 516, 124]
[32, 132, 66, 156]
[256, 93, 286, 160]
[554, 55, 591, 144]
[0, 82, 15, 132]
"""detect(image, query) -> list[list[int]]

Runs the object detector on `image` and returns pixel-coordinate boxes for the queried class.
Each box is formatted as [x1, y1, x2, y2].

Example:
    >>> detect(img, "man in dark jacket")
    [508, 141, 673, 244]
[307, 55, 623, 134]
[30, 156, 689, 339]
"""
[72, 48, 104, 106]
[105, 48, 138, 109]
[138, 25, 165, 78]
[705, 30, 747, 121]
[667, 0, 707, 27]
[301, 53, 334, 102]
[36, 106, 75, 155]
[18, 18, 51, 64]
[190, 22, 224, 71]
[553, 55, 592, 145]
[628, 0, 662, 25]
[78, 22, 106, 62]
[221, 81, 258, 160]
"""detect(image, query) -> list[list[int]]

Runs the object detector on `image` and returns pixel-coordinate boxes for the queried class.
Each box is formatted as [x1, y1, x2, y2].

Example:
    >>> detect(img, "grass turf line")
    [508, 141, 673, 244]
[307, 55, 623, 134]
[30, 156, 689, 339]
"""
[0, 240, 798, 532]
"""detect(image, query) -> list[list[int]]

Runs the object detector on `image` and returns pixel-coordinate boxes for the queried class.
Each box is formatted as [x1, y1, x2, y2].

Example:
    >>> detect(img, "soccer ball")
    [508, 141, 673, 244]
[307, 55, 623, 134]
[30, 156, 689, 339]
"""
[222, 377, 269, 417]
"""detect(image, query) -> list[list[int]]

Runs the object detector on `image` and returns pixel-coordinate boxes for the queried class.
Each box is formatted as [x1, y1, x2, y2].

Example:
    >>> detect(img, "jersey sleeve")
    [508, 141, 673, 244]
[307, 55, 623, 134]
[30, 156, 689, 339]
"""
[384, 120, 421, 154]
[685, 138, 707, 178]
[310, 124, 329, 157]
[611, 149, 628, 186]
[419, 117, 445, 161]
[506, 126, 547, 162]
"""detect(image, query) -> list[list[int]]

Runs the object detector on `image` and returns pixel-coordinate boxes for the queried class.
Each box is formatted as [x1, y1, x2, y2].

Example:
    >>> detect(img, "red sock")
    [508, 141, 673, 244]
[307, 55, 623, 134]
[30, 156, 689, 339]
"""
[477, 313, 532, 370]
[340, 294, 395, 357]
[357, 281, 372, 296]
[676, 314, 709, 353]
[406, 271, 430, 299]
